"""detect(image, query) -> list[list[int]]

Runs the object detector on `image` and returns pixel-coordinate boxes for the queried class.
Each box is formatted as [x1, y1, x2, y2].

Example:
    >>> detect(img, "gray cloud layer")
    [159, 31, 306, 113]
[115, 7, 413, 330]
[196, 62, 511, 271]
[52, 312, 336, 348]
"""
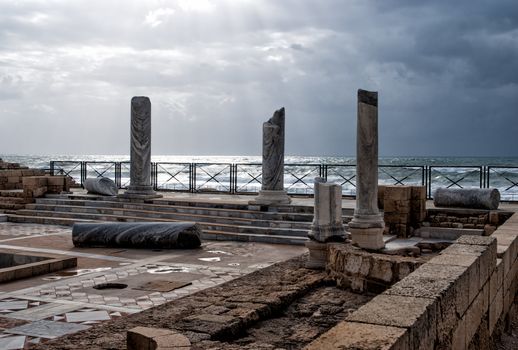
[0, 0, 517, 157]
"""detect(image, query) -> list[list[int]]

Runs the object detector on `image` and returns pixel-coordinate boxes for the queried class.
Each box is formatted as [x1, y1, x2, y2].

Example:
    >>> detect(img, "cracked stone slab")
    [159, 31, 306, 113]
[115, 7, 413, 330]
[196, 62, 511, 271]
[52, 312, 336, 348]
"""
[6, 319, 90, 339]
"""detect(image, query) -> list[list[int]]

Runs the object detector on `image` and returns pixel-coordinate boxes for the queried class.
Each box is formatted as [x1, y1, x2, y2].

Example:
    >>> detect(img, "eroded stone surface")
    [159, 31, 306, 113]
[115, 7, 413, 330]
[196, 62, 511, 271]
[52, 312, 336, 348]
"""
[434, 187, 500, 210]
[123, 96, 158, 197]
[84, 177, 118, 196]
[250, 107, 290, 205]
[349, 89, 385, 250]
[72, 222, 202, 249]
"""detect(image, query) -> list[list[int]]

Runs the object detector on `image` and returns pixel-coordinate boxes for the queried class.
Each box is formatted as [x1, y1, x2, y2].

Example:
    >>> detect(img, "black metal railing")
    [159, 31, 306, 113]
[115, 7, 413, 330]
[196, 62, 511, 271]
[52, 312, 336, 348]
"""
[49, 161, 518, 201]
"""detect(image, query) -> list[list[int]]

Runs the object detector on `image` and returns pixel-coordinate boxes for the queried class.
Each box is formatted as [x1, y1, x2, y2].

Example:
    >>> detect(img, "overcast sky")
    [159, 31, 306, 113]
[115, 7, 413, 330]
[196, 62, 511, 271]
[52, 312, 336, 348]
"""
[1, 0, 517, 157]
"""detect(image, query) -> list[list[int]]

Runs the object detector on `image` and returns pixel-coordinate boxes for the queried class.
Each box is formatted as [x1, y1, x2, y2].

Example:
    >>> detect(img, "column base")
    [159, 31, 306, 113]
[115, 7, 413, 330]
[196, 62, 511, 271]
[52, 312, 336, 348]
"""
[305, 240, 329, 270]
[248, 190, 291, 205]
[308, 224, 346, 243]
[118, 186, 162, 199]
[349, 214, 385, 250]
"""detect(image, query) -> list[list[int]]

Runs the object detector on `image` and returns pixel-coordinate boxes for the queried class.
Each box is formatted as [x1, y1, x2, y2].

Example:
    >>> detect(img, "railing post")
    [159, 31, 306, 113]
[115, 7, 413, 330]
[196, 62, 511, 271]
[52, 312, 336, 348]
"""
[115, 162, 120, 188]
[81, 161, 86, 188]
[427, 166, 432, 199]
[50, 161, 55, 176]
[191, 163, 196, 193]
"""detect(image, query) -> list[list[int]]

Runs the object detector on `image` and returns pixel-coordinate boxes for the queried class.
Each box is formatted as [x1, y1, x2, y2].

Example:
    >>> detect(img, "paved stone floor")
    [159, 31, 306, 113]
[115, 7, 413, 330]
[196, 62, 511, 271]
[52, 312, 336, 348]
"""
[0, 222, 305, 349]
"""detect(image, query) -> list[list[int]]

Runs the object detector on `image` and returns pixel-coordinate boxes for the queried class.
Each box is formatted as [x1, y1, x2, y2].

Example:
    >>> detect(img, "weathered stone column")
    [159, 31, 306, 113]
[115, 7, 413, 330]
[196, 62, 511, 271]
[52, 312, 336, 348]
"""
[306, 177, 346, 269]
[348, 89, 385, 250]
[249, 107, 291, 205]
[120, 96, 161, 199]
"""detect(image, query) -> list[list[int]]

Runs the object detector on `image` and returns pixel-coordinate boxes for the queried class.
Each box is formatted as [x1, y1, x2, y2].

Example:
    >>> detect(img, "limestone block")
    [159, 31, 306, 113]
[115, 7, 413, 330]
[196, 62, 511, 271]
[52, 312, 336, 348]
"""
[22, 176, 48, 188]
[464, 283, 487, 345]
[24, 186, 47, 198]
[378, 185, 385, 210]
[384, 185, 411, 202]
[304, 240, 328, 270]
[504, 257, 518, 293]
[303, 321, 409, 350]
[433, 187, 500, 210]
[7, 176, 20, 183]
[347, 293, 436, 350]
[127, 327, 191, 350]
[369, 258, 394, 283]
[452, 315, 466, 350]
[410, 186, 426, 200]
[72, 222, 202, 249]
[489, 287, 503, 335]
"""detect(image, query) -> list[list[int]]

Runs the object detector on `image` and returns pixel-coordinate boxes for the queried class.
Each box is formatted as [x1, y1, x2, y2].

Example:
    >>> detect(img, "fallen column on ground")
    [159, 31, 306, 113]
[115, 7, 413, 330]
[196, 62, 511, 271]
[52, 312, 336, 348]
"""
[249, 107, 291, 205]
[348, 89, 385, 250]
[433, 187, 500, 210]
[84, 177, 118, 196]
[72, 222, 202, 249]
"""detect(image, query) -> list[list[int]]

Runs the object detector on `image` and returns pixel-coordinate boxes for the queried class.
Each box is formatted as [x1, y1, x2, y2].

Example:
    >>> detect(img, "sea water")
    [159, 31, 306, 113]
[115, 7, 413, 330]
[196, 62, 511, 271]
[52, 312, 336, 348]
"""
[1, 154, 518, 200]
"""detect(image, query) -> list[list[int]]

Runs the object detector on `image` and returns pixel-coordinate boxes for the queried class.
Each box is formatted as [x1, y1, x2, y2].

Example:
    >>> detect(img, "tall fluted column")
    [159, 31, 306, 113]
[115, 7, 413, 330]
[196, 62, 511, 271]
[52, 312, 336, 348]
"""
[348, 89, 385, 250]
[249, 107, 291, 205]
[120, 96, 161, 199]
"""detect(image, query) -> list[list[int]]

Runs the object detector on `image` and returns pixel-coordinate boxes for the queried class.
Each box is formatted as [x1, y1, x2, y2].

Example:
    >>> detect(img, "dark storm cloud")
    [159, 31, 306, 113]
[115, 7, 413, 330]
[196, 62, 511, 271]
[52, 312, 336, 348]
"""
[0, 0, 517, 156]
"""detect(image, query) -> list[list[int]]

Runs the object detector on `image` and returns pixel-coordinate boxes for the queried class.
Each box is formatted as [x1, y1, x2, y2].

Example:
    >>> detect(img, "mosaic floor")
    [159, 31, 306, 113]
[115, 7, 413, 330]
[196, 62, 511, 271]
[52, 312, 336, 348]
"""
[0, 222, 305, 349]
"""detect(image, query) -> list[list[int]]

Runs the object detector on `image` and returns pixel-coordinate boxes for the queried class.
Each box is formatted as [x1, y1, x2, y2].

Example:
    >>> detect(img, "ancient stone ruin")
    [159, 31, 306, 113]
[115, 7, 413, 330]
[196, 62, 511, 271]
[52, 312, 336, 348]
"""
[120, 96, 161, 199]
[72, 222, 202, 249]
[249, 107, 291, 205]
[0, 158, 71, 212]
[348, 89, 385, 250]
[306, 177, 346, 269]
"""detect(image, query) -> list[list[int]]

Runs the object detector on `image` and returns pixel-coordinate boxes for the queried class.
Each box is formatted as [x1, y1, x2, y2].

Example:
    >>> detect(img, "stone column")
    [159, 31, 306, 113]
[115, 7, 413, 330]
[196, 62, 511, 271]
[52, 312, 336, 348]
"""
[306, 178, 346, 269]
[249, 107, 291, 205]
[120, 96, 161, 199]
[348, 89, 385, 250]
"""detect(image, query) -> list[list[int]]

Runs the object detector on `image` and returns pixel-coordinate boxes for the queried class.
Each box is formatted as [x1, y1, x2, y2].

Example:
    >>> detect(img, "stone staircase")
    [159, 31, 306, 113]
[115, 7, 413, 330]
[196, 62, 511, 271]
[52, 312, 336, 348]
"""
[7, 194, 354, 245]
[0, 190, 29, 211]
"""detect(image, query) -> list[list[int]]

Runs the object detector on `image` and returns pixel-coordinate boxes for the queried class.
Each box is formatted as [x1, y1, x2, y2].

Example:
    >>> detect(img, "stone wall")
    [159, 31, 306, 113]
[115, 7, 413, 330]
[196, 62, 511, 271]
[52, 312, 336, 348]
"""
[326, 244, 425, 294]
[379, 185, 427, 237]
[0, 169, 45, 190]
[425, 208, 512, 236]
[306, 212, 518, 349]
[0, 158, 72, 211]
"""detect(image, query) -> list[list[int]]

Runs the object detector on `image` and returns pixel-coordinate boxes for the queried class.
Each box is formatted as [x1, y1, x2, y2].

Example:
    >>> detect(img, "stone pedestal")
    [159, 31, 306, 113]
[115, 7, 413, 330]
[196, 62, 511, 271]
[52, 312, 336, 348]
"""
[349, 89, 385, 250]
[249, 108, 290, 205]
[306, 179, 345, 269]
[305, 240, 329, 269]
[250, 190, 291, 205]
[120, 96, 161, 199]
[308, 180, 346, 242]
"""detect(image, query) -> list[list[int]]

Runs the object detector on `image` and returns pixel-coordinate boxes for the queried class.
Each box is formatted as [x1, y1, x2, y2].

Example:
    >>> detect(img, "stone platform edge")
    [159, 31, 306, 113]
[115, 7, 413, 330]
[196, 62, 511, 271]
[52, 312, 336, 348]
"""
[305, 212, 518, 350]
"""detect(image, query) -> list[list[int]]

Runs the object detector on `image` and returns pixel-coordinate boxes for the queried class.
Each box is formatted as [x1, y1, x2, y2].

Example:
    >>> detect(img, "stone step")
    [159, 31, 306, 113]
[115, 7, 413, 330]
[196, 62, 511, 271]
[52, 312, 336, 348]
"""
[34, 198, 322, 222]
[0, 189, 25, 198]
[7, 214, 95, 226]
[25, 203, 314, 230]
[0, 197, 26, 203]
[5, 214, 307, 245]
[14, 209, 309, 237]
[65, 193, 356, 216]
[201, 230, 308, 246]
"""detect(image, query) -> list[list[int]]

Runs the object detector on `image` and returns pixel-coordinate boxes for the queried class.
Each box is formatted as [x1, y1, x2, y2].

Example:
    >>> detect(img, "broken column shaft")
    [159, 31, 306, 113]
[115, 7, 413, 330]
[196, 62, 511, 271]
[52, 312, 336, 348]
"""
[348, 89, 385, 250]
